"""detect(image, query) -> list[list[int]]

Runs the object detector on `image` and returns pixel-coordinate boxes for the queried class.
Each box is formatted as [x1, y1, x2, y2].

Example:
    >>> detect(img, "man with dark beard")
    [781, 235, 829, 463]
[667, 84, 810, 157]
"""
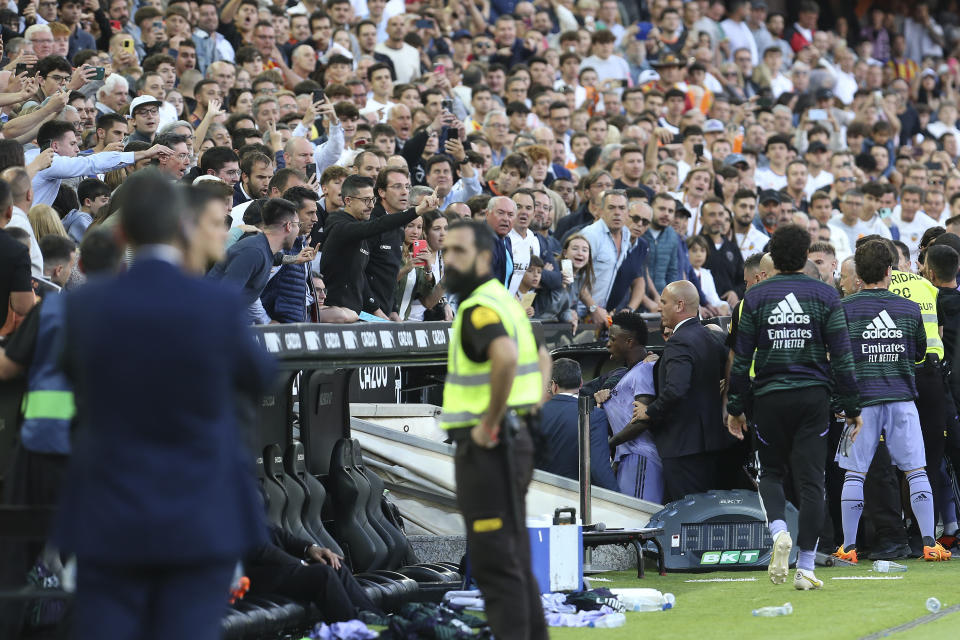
[439, 220, 552, 640]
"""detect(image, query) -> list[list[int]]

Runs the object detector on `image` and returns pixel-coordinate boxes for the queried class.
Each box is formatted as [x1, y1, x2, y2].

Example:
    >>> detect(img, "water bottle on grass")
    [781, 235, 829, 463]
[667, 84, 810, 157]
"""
[872, 560, 908, 573]
[752, 603, 792, 617]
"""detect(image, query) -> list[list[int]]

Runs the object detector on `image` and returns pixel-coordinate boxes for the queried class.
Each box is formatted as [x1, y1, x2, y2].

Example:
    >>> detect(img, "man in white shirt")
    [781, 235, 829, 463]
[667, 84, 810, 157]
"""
[375, 15, 420, 84]
[895, 185, 937, 264]
[506, 190, 538, 294]
[808, 191, 851, 263]
[764, 47, 793, 98]
[731, 189, 768, 260]
[720, 0, 758, 65]
[831, 189, 870, 251]
[361, 62, 396, 120]
[26, 120, 169, 206]
[754, 134, 790, 191]
[925, 103, 960, 142]
[579, 29, 630, 83]
[0, 166, 45, 277]
[903, 3, 944, 63]
[802, 141, 834, 198]
[858, 182, 895, 240]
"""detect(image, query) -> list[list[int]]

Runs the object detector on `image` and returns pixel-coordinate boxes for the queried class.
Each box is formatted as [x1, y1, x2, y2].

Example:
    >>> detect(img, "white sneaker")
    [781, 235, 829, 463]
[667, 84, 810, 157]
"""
[768, 530, 793, 585]
[794, 568, 823, 590]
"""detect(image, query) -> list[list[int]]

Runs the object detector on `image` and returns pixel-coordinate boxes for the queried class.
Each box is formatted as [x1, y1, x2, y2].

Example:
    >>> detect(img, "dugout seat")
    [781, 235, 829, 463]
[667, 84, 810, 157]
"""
[328, 438, 389, 571]
[350, 440, 409, 569]
[257, 447, 286, 529]
[284, 442, 343, 555]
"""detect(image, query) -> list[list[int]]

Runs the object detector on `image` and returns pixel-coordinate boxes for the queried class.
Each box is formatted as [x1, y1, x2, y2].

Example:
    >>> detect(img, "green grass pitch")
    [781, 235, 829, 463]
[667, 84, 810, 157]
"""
[546, 561, 960, 640]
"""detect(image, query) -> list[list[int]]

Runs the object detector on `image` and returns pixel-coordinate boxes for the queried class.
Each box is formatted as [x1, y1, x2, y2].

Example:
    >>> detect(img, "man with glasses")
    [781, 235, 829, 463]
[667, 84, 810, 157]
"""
[367, 167, 419, 319]
[24, 24, 55, 58]
[128, 95, 162, 143]
[199, 147, 241, 187]
[150, 132, 191, 179]
[207, 197, 301, 324]
[607, 199, 656, 313]
[482, 110, 510, 166]
[26, 120, 171, 206]
[320, 174, 438, 318]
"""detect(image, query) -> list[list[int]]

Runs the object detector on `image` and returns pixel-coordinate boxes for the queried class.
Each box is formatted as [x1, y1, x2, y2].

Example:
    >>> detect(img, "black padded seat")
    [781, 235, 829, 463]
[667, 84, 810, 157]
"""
[353, 571, 418, 612]
[328, 439, 388, 571]
[259, 445, 287, 528]
[284, 442, 343, 555]
[351, 439, 413, 569]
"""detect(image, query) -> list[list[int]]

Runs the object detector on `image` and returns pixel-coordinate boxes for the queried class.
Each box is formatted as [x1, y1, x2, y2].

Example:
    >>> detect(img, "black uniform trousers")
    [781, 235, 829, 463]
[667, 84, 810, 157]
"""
[246, 559, 378, 623]
[453, 426, 548, 640]
[753, 387, 830, 552]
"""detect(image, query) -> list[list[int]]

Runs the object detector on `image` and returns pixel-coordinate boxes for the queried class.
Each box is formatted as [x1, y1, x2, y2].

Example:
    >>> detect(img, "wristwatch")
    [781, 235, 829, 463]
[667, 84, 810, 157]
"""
[588, 304, 598, 313]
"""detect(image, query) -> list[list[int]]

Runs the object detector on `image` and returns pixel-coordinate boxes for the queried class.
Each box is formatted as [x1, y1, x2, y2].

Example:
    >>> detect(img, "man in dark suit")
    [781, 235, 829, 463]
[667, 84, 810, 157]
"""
[631, 280, 731, 501]
[246, 524, 382, 622]
[537, 358, 619, 490]
[53, 170, 276, 640]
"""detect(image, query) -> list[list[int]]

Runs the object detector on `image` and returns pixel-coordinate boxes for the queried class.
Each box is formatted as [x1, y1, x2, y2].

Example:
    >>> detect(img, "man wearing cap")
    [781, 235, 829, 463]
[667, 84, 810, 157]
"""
[128, 95, 163, 144]
[702, 120, 724, 158]
[756, 190, 783, 236]
[649, 55, 690, 101]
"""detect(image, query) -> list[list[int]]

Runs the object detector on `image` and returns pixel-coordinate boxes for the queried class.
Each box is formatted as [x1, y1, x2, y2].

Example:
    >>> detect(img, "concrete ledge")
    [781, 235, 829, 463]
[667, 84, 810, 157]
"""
[408, 534, 639, 572]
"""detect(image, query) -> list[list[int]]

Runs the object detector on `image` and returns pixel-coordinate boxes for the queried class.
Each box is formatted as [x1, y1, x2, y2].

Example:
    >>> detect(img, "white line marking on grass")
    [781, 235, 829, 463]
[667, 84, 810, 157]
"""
[683, 578, 759, 583]
[831, 576, 904, 580]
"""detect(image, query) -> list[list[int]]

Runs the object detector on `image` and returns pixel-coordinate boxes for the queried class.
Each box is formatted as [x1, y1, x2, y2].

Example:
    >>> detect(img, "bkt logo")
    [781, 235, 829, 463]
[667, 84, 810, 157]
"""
[700, 550, 761, 565]
[768, 293, 810, 325]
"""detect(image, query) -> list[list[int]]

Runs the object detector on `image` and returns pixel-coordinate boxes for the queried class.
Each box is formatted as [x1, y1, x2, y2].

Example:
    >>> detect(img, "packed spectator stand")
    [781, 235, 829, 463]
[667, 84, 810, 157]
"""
[2, 0, 960, 635]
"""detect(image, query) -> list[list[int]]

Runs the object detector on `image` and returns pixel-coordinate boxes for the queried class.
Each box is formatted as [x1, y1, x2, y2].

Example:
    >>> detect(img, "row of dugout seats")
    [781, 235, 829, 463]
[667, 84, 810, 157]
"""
[221, 439, 462, 639]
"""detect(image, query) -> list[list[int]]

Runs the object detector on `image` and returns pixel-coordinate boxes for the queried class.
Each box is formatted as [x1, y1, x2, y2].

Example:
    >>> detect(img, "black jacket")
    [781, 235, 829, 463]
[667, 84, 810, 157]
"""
[703, 234, 745, 299]
[319, 208, 418, 313]
[364, 203, 416, 315]
[246, 524, 314, 569]
[645, 319, 732, 458]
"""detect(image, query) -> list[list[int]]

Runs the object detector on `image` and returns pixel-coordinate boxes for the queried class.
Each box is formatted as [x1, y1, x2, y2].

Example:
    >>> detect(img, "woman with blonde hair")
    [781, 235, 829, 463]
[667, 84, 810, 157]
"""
[28, 204, 67, 241]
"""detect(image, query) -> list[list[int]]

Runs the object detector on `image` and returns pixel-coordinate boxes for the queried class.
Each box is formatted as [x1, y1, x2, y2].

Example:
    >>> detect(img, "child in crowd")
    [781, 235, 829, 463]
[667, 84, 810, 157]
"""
[687, 235, 729, 315]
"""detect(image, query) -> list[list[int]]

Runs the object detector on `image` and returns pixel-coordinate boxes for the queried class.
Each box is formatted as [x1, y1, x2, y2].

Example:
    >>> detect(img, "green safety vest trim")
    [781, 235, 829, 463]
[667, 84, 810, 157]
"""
[21, 390, 76, 421]
[445, 362, 541, 386]
[441, 279, 542, 430]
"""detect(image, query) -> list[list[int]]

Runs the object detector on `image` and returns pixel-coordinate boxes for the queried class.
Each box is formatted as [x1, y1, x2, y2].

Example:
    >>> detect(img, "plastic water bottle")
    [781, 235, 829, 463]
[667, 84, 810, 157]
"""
[617, 590, 675, 611]
[873, 560, 908, 573]
[589, 613, 626, 628]
[752, 603, 793, 617]
[926, 597, 941, 613]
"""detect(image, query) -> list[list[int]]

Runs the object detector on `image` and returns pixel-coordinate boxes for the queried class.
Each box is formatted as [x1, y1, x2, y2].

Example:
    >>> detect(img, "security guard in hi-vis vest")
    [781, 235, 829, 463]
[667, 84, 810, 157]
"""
[440, 220, 551, 640]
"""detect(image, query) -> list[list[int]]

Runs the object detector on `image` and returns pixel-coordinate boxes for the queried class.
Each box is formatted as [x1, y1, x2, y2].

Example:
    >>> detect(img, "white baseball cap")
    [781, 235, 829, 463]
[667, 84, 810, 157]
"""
[638, 70, 660, 85]
[129, 94, 162, 115]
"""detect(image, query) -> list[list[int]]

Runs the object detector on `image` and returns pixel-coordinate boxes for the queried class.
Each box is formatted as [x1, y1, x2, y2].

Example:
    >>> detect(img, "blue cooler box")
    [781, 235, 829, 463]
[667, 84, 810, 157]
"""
[527, 518, 583, 593]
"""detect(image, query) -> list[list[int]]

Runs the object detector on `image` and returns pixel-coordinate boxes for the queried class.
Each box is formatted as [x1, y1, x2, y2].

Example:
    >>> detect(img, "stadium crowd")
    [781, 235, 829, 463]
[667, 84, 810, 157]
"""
[1, 0, 960, 610]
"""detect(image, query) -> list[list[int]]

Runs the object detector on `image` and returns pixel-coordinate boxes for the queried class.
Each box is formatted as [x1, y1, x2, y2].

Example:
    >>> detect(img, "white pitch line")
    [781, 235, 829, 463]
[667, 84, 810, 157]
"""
[683, 578, 759, 583]
[831, 576, 904, 580]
